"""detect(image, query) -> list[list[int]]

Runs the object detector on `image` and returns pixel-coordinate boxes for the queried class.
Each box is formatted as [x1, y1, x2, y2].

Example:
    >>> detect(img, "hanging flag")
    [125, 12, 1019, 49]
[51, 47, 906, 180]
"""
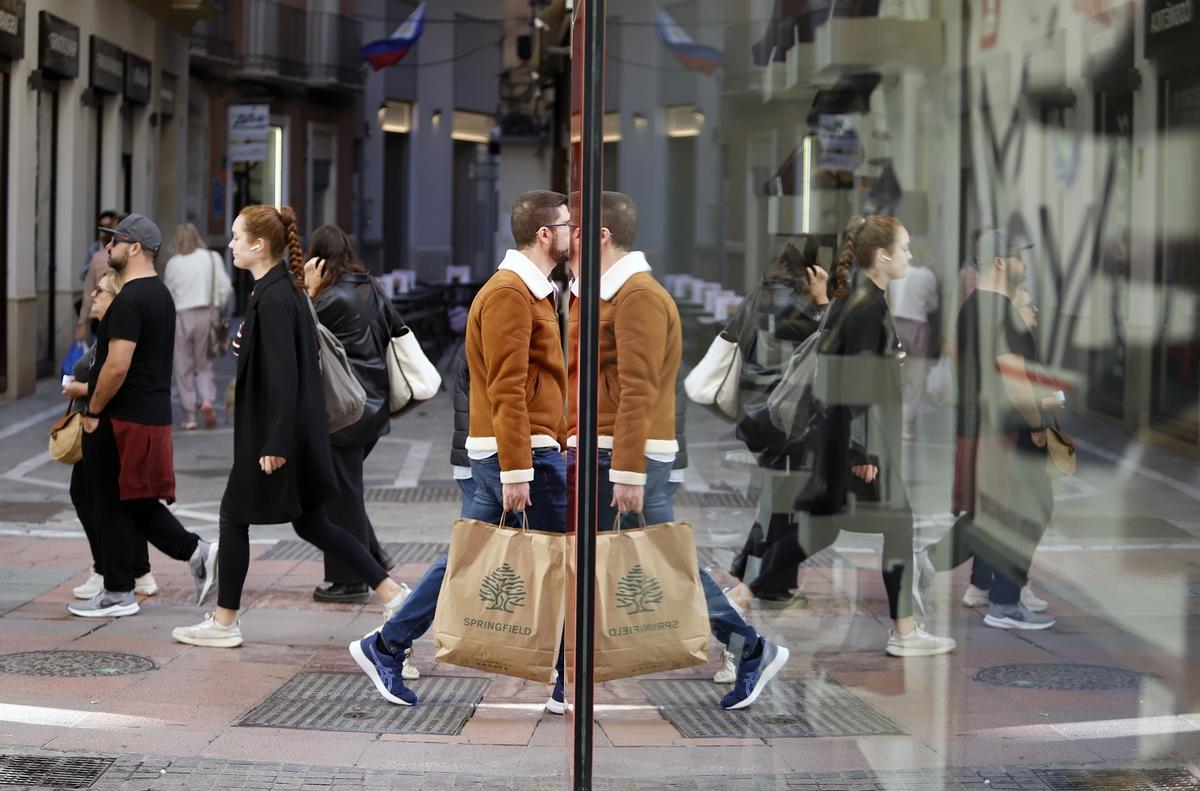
[362, 3, 426, 71]
[655, 8, 724, 76]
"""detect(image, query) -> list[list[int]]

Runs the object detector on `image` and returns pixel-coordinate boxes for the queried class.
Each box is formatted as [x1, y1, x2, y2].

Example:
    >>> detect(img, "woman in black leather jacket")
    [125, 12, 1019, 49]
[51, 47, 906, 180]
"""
[303, 225, 406, 603]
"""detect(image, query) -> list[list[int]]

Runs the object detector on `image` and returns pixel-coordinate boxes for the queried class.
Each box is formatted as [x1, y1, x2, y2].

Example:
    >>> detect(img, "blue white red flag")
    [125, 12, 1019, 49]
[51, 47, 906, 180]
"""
[362, 3, 426, 71]
[655, 8, 724, 75]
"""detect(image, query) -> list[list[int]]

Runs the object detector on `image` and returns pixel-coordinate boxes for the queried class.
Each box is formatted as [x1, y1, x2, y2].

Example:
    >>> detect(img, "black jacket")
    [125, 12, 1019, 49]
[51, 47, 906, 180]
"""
[314, 273, 405, 448]
[222, 265, 337, 525]
[450, 349, 470, 468]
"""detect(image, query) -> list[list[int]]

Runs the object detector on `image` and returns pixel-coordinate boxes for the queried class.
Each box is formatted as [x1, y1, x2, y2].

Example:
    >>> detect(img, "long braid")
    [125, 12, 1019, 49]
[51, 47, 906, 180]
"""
[278, 206, 305, 287]
[833, 215, 865, 299]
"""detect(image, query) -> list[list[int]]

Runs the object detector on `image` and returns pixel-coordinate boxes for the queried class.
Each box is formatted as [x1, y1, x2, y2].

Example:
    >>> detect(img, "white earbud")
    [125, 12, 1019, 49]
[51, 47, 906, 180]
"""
[250, 244, 262, 252]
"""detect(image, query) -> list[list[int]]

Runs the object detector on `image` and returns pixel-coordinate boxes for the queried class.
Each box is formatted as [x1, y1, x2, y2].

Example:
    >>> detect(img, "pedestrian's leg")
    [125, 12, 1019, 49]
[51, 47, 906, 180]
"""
[525, 448, 567, 532]
[174, 311, 197, 425]
[880, 515, 915, 622]
[323, 443, 371, 585]
[216, 515, 251, 612]
[699, 568, 761, 661]
[292, 504, 387, 588]
[192, 309, 217, 408]
[127, 500, 200, 562]
[71, 462, 103, 575]
[924, 512, 980, 572]
[88, 419, 138, 594]
[378, 554, 447, 653]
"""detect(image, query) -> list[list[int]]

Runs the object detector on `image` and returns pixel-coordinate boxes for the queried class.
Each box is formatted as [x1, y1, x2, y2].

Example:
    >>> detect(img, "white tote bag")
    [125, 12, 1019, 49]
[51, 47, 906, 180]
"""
[386, 328, 442, 413]
[684, 333, 743, 419]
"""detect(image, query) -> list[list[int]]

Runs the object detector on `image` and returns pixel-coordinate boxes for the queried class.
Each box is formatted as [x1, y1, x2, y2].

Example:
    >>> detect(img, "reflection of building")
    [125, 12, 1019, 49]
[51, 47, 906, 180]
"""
[186, 0, 364, 314]
[1, 0, 210, 397]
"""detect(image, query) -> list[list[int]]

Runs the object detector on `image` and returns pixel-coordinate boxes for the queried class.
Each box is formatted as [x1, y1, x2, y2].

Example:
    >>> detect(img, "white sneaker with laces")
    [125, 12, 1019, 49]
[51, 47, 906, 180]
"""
[713, 651, 736, 684]
[402, 647, 420, 680]
[73, 572, 104, 600]
[961, 584, 991, 608]
[172, 612, 244, 648]
[885, 625, 956, 657]
[383, 582, 411, 622]
[134, 573, 158, 596]
[1020, 584, 1048, 613]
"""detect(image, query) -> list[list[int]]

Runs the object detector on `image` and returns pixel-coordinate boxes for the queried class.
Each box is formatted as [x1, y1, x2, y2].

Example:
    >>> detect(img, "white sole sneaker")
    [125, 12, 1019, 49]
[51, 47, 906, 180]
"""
[962, 585, 991, 608]
[195, 542, 219, 606]
[544, 696, 565, 715]
[67, 600, 140, 618]
[73, 573, 104, 600]
[349, 639, 412, 706]
[713, 651, 736, 684]
[134, 574, 158, 597]
[172, 629, 243, 648]
[983, 613, 1055, 631]
[725, 644, 790, 710]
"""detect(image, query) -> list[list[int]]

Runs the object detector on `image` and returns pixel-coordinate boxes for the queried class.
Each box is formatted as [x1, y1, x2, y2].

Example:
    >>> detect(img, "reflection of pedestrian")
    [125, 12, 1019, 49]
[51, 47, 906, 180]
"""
[173, 206, 408, 648]
[164, 223, 231, 430]
[69, 215, 217, 619]
[65, 272, 155, 602]
[303, 225, 406, 604]
[915, 230, 1056, 630]
[351, 191, 571, 709]
[888, 257, 938, 440]
[567, 192, 790, 710]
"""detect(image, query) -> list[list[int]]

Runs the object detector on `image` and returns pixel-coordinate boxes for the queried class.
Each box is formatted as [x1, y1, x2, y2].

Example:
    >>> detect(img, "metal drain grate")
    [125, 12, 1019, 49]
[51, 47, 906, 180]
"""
[0, 755, 114, 788]
[675, 490, 757, 508]
[257, 541, 448, 564]
[975, 663, 1142, 691]
[365, 483, 463, 503]
[1033, 767, 1199, 790]
[0, 651, 157, 677]
[640, 677, 907, 739]
[237, 672, 489, 735]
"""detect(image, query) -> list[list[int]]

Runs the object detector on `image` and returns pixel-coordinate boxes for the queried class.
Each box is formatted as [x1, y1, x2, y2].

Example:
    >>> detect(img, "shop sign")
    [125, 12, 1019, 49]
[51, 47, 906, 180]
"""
[38, 11, 78, 79]
[0, 0, 24, 62]
[1145, 0, 1198, 60]
[89, 36, 123, 95]
[124, 52, 151, 104]
[229, 103, 270, 162]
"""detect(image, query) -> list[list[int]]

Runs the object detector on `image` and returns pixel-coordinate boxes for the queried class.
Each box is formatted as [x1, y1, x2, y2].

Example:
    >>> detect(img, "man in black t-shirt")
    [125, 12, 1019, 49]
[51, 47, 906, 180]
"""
[914, 230, 1055, 631]
[68, 215, 218, 619]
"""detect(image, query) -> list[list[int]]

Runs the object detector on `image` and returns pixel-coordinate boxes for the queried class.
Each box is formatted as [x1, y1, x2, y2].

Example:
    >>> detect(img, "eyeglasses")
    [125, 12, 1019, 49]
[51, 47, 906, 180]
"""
[542, 223, 579, 230]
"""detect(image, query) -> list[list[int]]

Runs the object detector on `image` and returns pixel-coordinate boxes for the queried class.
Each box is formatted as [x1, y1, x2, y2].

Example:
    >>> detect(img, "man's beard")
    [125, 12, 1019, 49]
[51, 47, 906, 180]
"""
[551, 238, 570, 267]
[109, 251, 127, 272]
[1006, 265, 1026, 290]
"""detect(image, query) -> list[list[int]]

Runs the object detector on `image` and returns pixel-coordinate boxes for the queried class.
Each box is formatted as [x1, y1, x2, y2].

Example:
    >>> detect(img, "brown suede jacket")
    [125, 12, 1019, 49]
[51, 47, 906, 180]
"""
[567, 252, 681, 484]
[465, 250, 567, 483]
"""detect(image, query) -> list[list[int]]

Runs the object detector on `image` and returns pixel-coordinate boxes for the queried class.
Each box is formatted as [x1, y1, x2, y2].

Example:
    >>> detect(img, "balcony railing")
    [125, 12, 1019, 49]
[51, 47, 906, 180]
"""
[242, 0, 306, 82]
[307, 10, 364, 89]
[190, 6, 236, 63]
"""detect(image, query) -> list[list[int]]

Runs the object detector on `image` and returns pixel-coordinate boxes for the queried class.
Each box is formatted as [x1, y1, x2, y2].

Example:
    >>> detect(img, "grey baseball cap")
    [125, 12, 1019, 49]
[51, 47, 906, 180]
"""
[974, 229, 1033, 267]
[102, 213, 161, 253]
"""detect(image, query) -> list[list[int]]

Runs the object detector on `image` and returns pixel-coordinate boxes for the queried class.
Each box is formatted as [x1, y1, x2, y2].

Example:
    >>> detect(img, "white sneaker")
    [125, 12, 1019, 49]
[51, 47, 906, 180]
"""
[383, 582, 411, 622]
[172, 612, 244, 648]
[402, 648, 420, 680]
[134, 573, 158, 596]
[885, 625, 956, 657]
[73, 572, 104, 600]
[962, 584, 991, 608]
[911, 550, 936, 618]
[713, 651, 736, 684]
[1020, 584, 1049, 613]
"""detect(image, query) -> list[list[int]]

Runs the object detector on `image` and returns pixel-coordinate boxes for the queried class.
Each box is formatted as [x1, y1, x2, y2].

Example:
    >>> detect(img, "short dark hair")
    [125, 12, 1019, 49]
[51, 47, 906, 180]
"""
[97, 209, 119, 225]
[601, 191, 638, 251]
[511, 190, 568, 248]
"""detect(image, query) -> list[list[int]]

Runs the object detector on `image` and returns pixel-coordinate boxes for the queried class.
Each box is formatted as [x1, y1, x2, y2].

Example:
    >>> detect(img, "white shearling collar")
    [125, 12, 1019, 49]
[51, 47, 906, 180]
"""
[498, 249, 555, 300]
[567, 251, 652, 300]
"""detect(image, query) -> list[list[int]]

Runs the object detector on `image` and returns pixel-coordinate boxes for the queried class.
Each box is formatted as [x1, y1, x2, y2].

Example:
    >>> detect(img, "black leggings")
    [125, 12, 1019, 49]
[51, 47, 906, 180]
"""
[217, 501, 389, 611]
[70, 462, 150, 577]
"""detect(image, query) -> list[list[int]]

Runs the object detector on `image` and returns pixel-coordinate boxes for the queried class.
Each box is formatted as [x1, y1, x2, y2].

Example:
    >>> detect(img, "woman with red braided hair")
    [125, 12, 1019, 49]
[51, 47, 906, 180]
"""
[788, 214, 957, 658]
[173, 205, 410, 648]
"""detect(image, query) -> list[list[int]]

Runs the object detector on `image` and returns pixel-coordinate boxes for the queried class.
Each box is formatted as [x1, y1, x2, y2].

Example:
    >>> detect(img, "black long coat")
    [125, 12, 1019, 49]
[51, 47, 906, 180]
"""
[222, 264, 337, 525]
[315, 273, 405, 449]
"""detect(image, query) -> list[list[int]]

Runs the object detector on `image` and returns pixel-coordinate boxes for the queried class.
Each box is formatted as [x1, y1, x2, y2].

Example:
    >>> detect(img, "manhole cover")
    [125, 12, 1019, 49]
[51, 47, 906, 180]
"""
[0, 651, 157, 677]
[365, 484, 462, 503]
[257, 541, 447, 564]
[0, 755, 114, 788]
[1033, 767, 1199, 790]
[640, 677, 906, 739]
[237, 672, 489, 735]
[974, 663, 1141, 691]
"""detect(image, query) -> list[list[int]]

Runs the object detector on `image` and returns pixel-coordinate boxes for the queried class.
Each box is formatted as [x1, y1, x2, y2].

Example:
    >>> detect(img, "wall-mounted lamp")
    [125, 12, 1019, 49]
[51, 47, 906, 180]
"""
[632, 112, 648, 131]
[377, 100, 413, 134]
[431, 109, 442, 130]
[665, 105, 704, 138]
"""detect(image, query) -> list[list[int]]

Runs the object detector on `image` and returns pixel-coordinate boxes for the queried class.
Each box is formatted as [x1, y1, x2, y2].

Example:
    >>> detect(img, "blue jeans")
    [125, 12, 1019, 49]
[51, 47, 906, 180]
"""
[381, 449, 567, 653]
[591, 450, 763, 661]
[455, 476, 478, 517]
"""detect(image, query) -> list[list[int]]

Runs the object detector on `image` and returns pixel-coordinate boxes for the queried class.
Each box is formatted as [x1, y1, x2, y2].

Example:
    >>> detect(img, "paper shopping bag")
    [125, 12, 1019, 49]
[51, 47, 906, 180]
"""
[584, 521, 710, 682]
[432, 517, 565, 683]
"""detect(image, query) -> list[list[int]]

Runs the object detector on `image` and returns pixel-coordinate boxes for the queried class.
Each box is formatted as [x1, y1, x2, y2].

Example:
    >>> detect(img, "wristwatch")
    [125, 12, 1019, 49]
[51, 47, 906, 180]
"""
[82, 408, 101, 419]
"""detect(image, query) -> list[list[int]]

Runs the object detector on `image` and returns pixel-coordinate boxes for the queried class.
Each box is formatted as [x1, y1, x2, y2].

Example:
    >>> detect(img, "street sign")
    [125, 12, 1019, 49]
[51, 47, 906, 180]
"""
[229, 103, 269, 162]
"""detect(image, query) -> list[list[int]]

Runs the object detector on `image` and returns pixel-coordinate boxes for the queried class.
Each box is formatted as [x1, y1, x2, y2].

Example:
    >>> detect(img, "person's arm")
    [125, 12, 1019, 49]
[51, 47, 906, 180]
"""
[256, 298, 301, 465]
[997, 353, 1043, 436]
[213, 253, 233, 309]
[82, 340, 135, 432]
[610, 290, 670, 512]
[479, 287, 534, 485]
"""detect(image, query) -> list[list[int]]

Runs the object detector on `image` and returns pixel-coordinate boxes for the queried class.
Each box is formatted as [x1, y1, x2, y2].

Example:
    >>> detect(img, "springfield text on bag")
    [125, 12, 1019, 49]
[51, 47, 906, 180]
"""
[607, 620, 681, 637]
[463, 617, 534, 636]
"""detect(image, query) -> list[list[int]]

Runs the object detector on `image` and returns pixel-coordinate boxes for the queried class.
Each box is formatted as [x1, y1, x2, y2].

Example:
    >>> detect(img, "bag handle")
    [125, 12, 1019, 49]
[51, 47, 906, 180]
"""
[611, 512, 648, 533]
[498, 510, 531, 532]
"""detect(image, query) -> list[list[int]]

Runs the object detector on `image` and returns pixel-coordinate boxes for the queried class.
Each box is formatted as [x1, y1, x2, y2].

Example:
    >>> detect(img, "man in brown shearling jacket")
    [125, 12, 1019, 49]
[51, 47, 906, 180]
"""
[567, 192, 790, 710]
[353, 191, 571, 713]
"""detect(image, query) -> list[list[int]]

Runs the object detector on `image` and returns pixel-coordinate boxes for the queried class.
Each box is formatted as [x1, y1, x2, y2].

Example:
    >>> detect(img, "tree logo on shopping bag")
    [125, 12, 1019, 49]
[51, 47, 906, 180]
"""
[479, 563, 526, 613]
[615, 565, 663, 614]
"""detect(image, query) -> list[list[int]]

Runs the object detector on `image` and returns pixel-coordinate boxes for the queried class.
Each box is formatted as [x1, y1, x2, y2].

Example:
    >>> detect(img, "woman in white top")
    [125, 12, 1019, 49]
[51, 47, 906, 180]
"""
[164, 223, 232, 429]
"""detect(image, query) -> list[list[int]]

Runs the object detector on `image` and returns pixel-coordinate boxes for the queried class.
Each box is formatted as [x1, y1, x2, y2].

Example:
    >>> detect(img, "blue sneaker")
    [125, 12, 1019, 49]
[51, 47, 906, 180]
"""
[720, 640, 790, 710]
[545, 674, 565, 715]
[349, 632, 418, 706]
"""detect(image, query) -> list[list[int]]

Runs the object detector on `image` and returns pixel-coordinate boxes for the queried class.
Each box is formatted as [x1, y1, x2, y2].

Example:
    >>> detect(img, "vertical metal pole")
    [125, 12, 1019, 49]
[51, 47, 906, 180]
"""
[573, 0, 605, 788]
